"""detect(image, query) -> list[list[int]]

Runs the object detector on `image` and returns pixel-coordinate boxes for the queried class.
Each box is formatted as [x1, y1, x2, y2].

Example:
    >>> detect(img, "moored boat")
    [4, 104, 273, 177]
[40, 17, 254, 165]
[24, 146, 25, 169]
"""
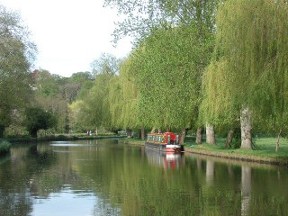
[145, 132, 184, 153]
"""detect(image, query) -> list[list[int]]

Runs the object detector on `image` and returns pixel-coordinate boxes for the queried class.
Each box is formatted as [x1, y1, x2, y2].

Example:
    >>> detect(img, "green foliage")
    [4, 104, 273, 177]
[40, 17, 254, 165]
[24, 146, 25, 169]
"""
[125, 23, 214, 130]
[90, 53, 120, 75]
[109, 56, 140, 129]
[201, 0, 288, 133]
[0, 139, 11, 155]
[69, 72, 94, 100]
[85, 73, 113, 128]
[24, 107, 57, 138]
[200, 59, 238, 126]
[69, 54, 119, 132]
[0, 5, 36, 135]
[104, 0, 221, 44]
[103, 0, 219, 133]
[32, 69, 94, 134]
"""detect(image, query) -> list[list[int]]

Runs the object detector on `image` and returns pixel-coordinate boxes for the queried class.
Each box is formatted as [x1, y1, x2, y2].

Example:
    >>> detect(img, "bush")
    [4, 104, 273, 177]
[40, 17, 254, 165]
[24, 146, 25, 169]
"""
[0, 140, 11, 155]
[24, 107, 57, 138]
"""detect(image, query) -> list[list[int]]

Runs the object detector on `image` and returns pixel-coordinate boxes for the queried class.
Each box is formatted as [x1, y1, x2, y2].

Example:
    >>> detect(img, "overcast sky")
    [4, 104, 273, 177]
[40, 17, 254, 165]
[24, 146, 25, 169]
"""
[0, 0, 132, 77]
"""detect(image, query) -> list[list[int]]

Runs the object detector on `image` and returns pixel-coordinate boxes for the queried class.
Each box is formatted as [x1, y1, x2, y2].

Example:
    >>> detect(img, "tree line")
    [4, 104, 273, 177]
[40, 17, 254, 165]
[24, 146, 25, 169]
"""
[72, 0, 288, 149]
[1, 0, 288, 150]
[0, 4, 96, 138]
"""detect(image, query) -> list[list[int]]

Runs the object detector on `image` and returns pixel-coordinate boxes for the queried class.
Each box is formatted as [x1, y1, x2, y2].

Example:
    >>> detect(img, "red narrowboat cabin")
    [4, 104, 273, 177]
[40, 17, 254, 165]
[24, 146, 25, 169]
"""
[145, 132, 184, 153]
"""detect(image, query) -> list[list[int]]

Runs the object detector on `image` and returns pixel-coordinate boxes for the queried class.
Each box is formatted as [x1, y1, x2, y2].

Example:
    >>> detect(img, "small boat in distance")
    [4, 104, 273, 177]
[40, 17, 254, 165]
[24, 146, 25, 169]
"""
[145, 132, 184, 153]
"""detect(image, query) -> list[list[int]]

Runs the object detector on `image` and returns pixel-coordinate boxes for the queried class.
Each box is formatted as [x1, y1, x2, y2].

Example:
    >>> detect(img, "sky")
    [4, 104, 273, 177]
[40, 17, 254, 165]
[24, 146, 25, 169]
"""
[0, 0, 132, 77]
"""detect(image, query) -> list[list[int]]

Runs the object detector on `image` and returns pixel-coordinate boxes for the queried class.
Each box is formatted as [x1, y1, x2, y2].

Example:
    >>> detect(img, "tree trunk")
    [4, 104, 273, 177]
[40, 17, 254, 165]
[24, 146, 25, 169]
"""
[126, 129, 132, 138]
[179, 128, 186, 144]
[141, 127, 145, 140]
[206, 123, 215, 144]
[0, 124, 5, 138]
[196, 127, 202, 144]
[225, 129, 234, 148]
[31, 129, 38, 138]
[240, 107, 252, 149]
[276, 129, 282, 152]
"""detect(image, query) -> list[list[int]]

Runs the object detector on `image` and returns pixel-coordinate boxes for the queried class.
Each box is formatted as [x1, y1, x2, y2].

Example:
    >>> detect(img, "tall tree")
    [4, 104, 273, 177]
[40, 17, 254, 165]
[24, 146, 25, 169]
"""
[32, 69, 69, 133]
[201, 0, 288, 149]
[104, 0, 220, 43]
[118, 57, 140, 129]
[130, 25, 209, 132]
[24, 107, 57, 138]
[69, 54, 119, 132]
[105, 0, 220, 139]
[90, 53, 120, 75]
[0, 5, 36, 137]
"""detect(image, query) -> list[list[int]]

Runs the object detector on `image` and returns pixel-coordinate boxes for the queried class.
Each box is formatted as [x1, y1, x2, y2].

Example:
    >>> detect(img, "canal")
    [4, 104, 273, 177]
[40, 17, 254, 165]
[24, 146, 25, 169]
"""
[0, 139, 287, 216]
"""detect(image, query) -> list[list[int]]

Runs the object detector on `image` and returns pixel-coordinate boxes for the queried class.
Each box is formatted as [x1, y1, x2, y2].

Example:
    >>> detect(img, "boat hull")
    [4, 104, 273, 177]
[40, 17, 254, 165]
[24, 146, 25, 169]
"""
[145, 142, 184, 153]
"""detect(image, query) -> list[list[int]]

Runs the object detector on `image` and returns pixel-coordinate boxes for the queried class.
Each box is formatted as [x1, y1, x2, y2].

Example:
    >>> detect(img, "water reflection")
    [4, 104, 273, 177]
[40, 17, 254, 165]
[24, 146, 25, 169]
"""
[0, 141, 288, 215]
[187, 152, 288, 215]
[241, 166, 251, 216]
[206, 160, 215, 185]
[144, 147, 184, 170]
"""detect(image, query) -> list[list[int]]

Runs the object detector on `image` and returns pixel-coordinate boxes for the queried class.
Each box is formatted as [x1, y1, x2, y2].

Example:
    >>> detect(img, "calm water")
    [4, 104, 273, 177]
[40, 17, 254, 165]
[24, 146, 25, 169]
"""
[0, 139, 288, 216]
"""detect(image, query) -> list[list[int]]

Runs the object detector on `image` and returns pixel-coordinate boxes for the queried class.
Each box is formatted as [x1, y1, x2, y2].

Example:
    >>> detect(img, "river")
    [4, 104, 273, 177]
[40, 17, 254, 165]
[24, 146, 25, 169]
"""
[0, 139, 287, 216]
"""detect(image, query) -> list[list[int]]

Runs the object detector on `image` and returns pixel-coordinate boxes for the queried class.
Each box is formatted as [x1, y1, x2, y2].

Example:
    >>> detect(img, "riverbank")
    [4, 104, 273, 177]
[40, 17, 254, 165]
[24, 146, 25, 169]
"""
[7, 134, 127, 144]
[123, 137, 288, 166]
[185, 145, 288, 166]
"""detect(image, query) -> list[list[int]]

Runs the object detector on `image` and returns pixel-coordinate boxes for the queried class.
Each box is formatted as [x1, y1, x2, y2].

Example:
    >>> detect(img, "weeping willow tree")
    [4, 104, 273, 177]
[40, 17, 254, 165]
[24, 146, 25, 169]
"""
[201, 0, 288, 149]
[118, 57, 140, 129]
[69, 54, 119, 132]
[108, 56, 141, 134]
[108, 75, 122, 129]
[72, 73, 114, 131]
[200, 59, 238, 146]
[105, 0, 222, 143]
[127, 23, 213, 143]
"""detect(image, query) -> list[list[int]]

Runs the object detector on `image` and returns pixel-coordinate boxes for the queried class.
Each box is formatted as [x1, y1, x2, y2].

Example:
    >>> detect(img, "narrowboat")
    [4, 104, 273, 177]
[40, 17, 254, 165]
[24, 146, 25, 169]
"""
[145, 132, 184, 153]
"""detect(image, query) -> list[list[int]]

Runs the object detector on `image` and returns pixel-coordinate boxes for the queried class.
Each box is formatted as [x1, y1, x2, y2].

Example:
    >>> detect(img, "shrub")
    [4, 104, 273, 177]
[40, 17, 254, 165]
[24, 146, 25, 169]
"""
[0, 140, 11, 155]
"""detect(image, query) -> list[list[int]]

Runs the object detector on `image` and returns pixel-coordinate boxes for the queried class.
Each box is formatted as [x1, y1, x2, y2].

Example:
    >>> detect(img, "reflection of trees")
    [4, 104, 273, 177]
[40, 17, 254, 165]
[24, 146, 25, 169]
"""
[0, 144, 57, 215]
[77, 145, 245, 215]
[27, 143, 94, 198]
[247, 166, 288, 215]
[190, 154, 288, 216]
[2, 141, 288, 216]
[206, 160, 214, 185]
[241, 166, 251, 216]
[0, 192, 32, 216]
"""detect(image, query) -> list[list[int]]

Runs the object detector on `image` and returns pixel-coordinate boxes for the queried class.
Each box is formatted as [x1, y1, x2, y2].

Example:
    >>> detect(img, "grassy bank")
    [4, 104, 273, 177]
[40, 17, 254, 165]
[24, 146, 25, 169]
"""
[121, 138, 145, 146]
[185, 137, 288, 166]
[123, 136, 288, 166]
[0, 139, 11, 155]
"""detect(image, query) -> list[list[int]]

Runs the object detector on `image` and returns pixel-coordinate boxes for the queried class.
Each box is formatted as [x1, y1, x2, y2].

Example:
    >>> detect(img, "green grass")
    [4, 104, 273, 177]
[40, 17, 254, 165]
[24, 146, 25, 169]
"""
[185, 137, 288, 165]
[120, 138, 145, 145]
